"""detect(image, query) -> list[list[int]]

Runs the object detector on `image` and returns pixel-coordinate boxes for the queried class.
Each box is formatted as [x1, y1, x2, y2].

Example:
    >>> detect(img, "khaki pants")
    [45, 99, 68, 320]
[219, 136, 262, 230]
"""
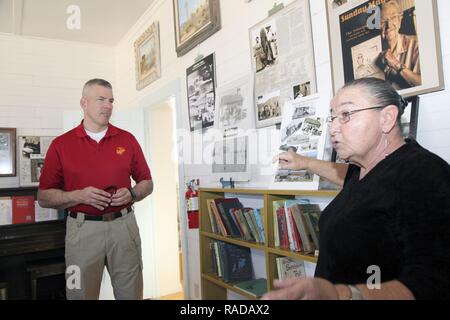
[65, 211, 143, 300]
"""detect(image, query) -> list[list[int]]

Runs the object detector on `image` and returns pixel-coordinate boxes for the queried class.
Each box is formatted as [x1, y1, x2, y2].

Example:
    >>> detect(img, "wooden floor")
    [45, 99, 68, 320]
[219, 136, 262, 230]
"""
[157, 291, 184, 300]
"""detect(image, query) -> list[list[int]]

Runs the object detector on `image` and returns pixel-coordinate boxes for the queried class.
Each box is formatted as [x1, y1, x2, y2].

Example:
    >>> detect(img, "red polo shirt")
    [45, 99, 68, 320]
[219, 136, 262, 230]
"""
[39, 122, 152, 215]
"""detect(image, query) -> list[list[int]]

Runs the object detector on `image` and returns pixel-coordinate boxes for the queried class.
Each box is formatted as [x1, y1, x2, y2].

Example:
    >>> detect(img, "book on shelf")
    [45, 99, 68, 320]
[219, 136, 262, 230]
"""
[233, 278, 267, 298]
[286, 202, 316, 253]
[218, 242, 253, 282]
[12, 195, 35, 224]
[214, 198, 243, 237]
[252, 208, 266, 243]
[35, 201, 58, 222]
[242, 208, 260, 243]
[301, 205, 321, 249]
[276, 257, 306, 280]
[231, 208, 254, 241]
[0, 197, 13, 226]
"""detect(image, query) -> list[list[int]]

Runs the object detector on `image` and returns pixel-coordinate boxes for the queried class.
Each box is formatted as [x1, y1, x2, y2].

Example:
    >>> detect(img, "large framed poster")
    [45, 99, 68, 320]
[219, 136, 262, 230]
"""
[250, 0, 317, 128]
[326, 0, 444, 98]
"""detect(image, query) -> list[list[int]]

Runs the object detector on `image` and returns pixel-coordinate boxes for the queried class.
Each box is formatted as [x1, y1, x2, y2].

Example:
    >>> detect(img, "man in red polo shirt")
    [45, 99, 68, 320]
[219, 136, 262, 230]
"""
[37, 79, 153, 300]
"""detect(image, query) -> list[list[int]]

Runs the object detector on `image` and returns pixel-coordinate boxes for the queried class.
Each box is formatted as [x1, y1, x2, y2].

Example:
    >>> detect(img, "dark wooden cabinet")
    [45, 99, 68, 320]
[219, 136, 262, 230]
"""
[0, 187, 66, 299]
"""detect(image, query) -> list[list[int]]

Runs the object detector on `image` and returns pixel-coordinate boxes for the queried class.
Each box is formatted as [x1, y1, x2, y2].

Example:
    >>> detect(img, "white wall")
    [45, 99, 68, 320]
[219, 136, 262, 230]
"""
[113, 0, 450, 300]
[0, 32, 115, 188]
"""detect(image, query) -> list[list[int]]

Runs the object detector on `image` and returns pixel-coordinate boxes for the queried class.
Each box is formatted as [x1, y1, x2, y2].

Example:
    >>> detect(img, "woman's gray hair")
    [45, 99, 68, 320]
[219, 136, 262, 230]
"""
[341, 77, 408, 123]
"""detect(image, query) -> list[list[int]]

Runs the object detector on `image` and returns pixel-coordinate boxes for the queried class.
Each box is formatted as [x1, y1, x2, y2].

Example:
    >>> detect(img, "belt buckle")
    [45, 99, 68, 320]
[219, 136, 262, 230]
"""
[102, 213, 114, 222]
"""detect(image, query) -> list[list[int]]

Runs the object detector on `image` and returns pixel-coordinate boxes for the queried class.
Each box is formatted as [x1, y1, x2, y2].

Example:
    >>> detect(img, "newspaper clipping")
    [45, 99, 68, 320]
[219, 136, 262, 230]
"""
[215, 76, 254, 138]
[250, 0, 317, 128]
[273, 96, 325, 190]
[19, 136, 55, 186]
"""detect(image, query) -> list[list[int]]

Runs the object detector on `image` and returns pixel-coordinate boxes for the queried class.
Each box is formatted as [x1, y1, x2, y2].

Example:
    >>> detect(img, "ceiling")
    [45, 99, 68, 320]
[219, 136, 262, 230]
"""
[0, 0, 155, 46]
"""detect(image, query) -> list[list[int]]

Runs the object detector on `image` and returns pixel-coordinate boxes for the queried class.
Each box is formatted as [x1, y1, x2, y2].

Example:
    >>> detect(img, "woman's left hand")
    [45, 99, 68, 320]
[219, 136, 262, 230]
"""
[261, 277, 340, 300]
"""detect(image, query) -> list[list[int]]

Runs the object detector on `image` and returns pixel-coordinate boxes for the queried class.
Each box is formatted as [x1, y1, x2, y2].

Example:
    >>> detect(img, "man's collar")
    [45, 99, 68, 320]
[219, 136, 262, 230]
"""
[75, 120, 119, 138]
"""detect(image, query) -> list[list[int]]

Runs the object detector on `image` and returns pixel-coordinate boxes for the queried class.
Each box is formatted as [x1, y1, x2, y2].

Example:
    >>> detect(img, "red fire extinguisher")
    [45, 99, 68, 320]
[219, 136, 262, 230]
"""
[185, 179, 199, 229]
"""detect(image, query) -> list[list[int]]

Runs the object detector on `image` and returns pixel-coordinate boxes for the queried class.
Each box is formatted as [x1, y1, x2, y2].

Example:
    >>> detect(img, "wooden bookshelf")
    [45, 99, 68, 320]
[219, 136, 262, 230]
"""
[199, 187, 339, 300]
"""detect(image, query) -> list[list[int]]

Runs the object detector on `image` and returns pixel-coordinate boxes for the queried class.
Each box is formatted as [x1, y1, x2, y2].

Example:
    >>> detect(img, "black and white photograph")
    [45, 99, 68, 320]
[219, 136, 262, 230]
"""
[274, 169, 313, 182]
[257, 91, 281, 122]
[251, 21, 278, 73]
[21, 136, 41, 159]
[281, 119, 304, 143]
[327, 0, 443, 97]
[401, 96, 419, 139]
[214, 75, 254, 137]
[301, 117, 323, 137]
[186, 53, 216, 131]
[331, 0, 348, 9]
[292, 105, 315, 120]
[31, 158, 45, 183]
[293, 82, 311, 100]
[212, 136, 249, 181]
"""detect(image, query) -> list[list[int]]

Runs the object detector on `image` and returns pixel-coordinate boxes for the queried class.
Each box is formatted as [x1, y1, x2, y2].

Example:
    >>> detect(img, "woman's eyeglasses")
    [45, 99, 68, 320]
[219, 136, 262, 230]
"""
[326, 106, 385, 124]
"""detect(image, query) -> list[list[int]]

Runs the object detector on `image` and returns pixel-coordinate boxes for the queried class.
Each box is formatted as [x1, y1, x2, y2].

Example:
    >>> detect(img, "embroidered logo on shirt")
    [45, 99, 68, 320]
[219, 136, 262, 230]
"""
[116, 147, 126, 155]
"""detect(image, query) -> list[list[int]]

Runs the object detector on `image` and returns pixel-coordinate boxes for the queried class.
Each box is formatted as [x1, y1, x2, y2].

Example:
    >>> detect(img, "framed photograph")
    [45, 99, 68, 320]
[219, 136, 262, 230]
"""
[173, 0, 221, 57]
[134, 21, 161, 90]
[326, 0, 444, 98]
[250, 0, 317, 128]
[0, 128, 16, 177]
[401, 95, 419, 139]
[186, 53, 216, 132]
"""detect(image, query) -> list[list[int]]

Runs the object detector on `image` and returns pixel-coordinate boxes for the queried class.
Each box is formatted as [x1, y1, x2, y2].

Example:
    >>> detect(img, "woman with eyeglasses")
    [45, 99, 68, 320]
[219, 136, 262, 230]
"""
[263, 77, 450, 300]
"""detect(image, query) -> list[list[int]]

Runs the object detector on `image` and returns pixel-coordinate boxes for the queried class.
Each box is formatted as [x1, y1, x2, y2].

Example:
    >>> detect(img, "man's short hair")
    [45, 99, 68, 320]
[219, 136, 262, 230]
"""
[82, 79, 112, 97]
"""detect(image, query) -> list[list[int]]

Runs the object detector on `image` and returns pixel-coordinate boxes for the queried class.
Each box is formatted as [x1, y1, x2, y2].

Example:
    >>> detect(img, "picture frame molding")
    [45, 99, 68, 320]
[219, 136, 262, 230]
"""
[0, 128, 17, 177]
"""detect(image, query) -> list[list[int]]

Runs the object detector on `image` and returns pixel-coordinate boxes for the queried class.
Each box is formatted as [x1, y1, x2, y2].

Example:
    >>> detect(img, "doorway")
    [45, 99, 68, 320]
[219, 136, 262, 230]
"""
[146, 97, 183, 298]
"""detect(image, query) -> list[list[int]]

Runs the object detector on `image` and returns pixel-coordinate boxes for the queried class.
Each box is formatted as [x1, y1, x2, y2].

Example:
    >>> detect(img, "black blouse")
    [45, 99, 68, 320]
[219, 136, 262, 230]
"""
[314, 139, 450, 299]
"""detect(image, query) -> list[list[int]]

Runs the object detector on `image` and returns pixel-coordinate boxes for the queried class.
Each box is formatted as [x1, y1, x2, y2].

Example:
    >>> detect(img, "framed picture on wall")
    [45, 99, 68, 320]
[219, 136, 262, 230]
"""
[186, 53, 216, 132]
[0, 128, 16, 177]
[134, 21, 161, 91]
[401, 95, 419, 139]
[173, 0, 221, 57]
[326, 0, 444, 98]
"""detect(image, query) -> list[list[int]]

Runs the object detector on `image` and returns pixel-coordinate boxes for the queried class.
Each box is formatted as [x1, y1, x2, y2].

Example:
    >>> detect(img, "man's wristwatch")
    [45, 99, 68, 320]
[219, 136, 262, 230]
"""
[348, 285, 364, 300]
[128, 187, 137, 202]
[396, 63, 406, 73]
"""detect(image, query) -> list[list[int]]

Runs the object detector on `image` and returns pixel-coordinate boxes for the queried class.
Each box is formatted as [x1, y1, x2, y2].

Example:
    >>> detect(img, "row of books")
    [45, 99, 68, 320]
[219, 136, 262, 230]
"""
[206, 198, 265, 243]
[273, 200, 321, 253]
[209, 240, 268, 298]
[0, 196, 62, 226]
[210, 240, 254, 283]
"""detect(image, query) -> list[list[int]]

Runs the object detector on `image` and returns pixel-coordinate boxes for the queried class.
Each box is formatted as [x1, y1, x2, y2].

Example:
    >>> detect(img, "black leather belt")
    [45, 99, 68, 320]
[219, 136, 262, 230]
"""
[68, 207, 133, 222]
